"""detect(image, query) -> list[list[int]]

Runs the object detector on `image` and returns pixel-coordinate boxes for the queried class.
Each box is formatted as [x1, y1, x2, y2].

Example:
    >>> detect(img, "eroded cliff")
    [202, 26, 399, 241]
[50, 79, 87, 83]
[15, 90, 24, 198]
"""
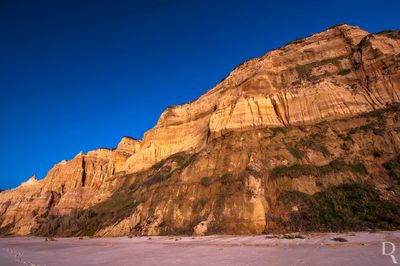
[1, 24, 400, 236]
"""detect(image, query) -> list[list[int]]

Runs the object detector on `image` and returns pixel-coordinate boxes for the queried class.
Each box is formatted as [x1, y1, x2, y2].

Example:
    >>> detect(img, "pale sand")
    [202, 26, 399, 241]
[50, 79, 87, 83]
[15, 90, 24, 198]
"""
[0, 231, 399, 266]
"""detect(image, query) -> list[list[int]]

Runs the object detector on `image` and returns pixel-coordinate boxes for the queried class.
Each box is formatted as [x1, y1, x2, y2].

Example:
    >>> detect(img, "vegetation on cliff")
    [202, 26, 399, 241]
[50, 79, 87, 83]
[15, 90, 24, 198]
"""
[275, 182, 400, 232]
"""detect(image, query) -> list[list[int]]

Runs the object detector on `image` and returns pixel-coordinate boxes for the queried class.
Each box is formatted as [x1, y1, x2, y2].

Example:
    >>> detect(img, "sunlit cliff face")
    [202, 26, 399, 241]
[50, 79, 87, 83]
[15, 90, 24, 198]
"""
[1, 24, 400, 236]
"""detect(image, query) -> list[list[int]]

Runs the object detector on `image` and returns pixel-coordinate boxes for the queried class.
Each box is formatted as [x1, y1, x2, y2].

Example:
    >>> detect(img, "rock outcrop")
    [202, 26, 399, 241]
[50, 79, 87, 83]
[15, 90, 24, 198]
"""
[125, 24, 400, 172]
[1, 24, 400, 236]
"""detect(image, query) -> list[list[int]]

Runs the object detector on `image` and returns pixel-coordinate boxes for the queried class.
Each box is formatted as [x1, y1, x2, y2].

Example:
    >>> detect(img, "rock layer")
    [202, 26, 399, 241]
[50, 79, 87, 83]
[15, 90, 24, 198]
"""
[126, 24, 400, 172]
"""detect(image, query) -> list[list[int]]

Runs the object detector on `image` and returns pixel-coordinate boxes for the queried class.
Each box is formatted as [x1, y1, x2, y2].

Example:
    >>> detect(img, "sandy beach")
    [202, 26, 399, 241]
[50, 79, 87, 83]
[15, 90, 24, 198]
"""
[0, 231, 399, 266]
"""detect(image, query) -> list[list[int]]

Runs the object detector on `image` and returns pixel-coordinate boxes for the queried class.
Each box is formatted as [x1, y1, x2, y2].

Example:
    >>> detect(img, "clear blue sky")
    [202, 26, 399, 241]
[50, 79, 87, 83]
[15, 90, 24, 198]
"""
[1, 0, 399, 189]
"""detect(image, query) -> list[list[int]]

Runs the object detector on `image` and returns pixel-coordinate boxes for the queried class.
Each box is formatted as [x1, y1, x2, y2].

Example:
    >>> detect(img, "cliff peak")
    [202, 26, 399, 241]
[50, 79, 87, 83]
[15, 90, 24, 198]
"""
[20, 175, 38, 186]
[117, 136, 141, 153]
[326, 23, 361, 30]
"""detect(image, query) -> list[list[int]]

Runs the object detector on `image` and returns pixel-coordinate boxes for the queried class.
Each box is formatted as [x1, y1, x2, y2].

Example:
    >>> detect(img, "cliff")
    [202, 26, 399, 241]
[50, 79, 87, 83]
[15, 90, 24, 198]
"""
[1, 24, 400, 236]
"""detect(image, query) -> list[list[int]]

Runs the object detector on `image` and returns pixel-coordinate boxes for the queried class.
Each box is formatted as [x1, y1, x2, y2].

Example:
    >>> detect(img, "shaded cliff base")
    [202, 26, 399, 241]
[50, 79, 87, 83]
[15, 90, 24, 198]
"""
[31, 182, 400, 237]
[13, 104, 400, 237]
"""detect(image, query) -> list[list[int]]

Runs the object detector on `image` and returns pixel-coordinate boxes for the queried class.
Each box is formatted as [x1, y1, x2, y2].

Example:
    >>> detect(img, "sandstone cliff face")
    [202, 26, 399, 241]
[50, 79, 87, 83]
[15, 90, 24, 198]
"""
[1, 24, 400, 236]
[0, 139, 134, 234]
[126, 24, 400, 172]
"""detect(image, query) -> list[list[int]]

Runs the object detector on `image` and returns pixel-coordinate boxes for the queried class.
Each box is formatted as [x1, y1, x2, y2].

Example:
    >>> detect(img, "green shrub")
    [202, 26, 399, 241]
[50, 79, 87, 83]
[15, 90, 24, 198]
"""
[0, 223, 15, 236]
[220, 173, 233, 184]
[271, 127, 286, 137]
[193, 198, 208, 213]
[340, 142, 350, 151]
[353, 62, 362, 70]
[329, 160, 368, 175]
[383, 155, 400, 180]
[359, 123, 374, 131]
[83, 226, 98, 237]
[346, 123, 384, 137]
[271, 164, 320, 179]
[348, 128, 358, 135]
[373, 128, 385, 136]
[286, 145, 303, 159]
[319, 145, 331, 157]
[300, 137, 316, 148]
[280, 190, 312, 206]
[299, 135, 330, 157]
[173, 152, 198, 169]
[129, 180, 142, 192]
[144, 166, 173, 187]
[151, 152, 197, 171]
[362, 104, 400, 118]
[338, 69, 351, 75]
[151, 158, 167, 170]
[200, 176, 213, 187]
[347, 123, 375, 135]
[338, 134, 353, 142]
[295, 56, 345, 80]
